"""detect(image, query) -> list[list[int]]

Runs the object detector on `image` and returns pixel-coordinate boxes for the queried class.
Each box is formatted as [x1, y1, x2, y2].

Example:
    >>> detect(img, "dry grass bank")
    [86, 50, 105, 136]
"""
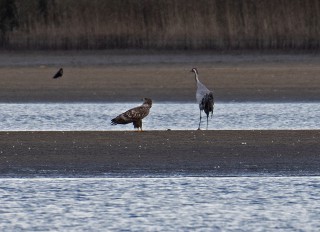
[3, 0, 320, 50]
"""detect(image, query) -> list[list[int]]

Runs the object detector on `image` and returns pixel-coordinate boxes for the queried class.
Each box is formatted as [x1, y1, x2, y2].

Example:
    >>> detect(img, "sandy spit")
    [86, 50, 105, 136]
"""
[1, 130, 319, 177]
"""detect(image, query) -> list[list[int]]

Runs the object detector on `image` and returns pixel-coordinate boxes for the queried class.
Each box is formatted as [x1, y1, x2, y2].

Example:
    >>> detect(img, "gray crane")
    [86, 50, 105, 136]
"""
[190, 68, 214, 130]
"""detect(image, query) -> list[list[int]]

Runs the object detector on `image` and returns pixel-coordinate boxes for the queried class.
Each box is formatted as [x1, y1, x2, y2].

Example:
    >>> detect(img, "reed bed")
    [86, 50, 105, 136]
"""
[2, 0, 320, 50]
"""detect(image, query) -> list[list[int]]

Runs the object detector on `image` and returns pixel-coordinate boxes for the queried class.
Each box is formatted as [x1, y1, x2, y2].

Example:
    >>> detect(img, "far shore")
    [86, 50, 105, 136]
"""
[0, 51, 320, 102]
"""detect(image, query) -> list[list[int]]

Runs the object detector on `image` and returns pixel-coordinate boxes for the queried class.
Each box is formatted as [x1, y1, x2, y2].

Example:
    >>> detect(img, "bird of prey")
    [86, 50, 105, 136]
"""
[111, 98, 152, 131]
[53, 68, 63, 79]
[190, 68, 214, 130]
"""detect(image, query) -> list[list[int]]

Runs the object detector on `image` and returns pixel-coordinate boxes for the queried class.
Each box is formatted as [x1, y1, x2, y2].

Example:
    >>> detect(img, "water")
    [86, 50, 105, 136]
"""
[0, 177, 319, 231]
[1, 102, 319, 231]
[0, 102, 319, 131]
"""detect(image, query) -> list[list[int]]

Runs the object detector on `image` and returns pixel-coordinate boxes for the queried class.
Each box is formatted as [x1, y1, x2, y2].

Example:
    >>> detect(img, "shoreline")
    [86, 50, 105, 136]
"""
[1, 130, 319, 177]
[0, 52, 320, 102]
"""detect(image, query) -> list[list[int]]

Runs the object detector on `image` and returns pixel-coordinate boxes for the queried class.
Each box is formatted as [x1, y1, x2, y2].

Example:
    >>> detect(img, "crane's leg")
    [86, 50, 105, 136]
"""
[198, 110, 202, 130]
[206, 114, 209, 130]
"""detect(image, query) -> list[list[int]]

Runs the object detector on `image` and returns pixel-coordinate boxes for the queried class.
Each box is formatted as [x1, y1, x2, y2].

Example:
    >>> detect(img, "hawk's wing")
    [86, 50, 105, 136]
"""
[111, 106, 150, 125]
[122, 106, 150, 121]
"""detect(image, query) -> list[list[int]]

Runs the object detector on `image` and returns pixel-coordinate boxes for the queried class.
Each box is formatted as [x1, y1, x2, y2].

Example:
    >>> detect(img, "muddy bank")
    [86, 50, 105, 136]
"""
[1, 130, 319, 177]
[0, 52, 320, 102]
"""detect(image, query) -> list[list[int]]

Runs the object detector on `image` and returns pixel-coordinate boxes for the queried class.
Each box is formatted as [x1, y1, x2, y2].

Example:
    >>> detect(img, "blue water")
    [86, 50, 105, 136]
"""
[0, 102, 319, 131]
[1, 102, 319, 231]
[0, 177, 319, 231]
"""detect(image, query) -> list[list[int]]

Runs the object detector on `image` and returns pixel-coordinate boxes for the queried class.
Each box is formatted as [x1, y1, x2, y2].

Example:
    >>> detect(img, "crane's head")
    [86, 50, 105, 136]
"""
[190, 68, 198, 74]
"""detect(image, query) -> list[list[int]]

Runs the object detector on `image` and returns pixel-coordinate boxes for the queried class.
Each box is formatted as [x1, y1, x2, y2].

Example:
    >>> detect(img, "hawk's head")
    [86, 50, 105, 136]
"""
[142, 98, 152, 108]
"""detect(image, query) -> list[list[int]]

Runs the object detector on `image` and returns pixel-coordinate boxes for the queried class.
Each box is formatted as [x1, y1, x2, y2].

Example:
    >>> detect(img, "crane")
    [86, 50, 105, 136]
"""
[190, 68, 214, 130]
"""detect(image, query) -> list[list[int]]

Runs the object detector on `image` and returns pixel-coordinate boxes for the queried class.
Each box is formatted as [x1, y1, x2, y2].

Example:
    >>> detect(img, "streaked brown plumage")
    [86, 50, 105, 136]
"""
[53, 68, 63, 79]
[111, 98, 152, 131]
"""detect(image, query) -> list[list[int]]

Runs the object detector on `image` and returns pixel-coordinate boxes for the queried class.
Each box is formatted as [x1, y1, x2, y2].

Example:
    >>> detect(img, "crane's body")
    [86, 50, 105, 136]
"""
[191, 68, 214, 130]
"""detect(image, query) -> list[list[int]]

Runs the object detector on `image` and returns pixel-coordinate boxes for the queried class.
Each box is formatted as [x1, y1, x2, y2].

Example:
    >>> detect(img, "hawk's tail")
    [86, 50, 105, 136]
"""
[111, 118, 118, 125]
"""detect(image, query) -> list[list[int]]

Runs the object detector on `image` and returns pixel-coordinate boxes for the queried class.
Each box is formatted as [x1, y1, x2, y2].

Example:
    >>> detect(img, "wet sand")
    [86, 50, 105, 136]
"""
[1, 130, 319, 177]
[1, 51, 320, 102]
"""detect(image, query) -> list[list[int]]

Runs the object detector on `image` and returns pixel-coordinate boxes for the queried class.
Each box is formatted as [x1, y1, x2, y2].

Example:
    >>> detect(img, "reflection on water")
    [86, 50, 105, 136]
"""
[0, 177, 319, 231]
[0, 102, 319, 131]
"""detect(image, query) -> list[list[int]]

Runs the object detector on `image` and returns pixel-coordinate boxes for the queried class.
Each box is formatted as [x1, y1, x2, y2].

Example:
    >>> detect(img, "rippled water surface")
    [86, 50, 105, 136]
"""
[0, 102, 319, 130]
[1, 177, 319, 231]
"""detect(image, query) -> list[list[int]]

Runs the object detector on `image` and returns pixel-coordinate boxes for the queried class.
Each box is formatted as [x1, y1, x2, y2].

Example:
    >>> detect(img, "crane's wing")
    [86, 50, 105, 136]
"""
[196, 81, 211, 103]
[201, 92, 214, 115]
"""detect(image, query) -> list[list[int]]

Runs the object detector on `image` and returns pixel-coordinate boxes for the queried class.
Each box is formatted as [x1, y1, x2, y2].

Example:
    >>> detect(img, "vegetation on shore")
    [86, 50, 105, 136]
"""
[1, 0, 320, 50]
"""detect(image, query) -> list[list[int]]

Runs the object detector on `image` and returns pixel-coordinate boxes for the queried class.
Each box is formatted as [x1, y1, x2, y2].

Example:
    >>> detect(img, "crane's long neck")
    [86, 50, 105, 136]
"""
[194, 71, 200, 83]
